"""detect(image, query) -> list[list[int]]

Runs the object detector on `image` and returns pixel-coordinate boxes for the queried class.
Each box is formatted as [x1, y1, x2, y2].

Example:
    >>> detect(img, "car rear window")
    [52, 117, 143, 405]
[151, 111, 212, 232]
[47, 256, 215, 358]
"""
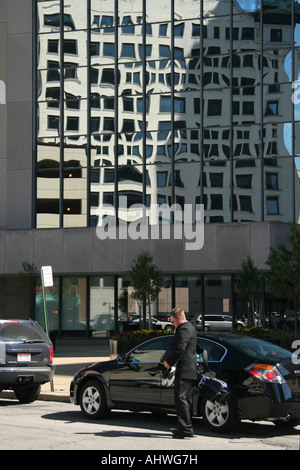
[0, 321, 49, 342]
[224, 336, 292, 361]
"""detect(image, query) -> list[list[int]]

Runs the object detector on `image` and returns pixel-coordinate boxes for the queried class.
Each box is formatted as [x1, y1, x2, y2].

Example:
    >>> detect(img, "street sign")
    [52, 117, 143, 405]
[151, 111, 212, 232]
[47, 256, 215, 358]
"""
[40, 265, 54, 391]
[41, 266, 53, 287]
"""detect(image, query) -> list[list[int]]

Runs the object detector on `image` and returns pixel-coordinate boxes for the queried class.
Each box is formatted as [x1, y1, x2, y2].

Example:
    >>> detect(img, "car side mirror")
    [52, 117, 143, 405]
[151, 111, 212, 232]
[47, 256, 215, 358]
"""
[117, 353, 127, 362]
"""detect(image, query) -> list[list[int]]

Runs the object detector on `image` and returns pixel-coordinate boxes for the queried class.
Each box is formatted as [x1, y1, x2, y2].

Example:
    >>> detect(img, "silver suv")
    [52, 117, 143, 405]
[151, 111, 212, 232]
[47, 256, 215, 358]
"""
[193, 314, 245, 331]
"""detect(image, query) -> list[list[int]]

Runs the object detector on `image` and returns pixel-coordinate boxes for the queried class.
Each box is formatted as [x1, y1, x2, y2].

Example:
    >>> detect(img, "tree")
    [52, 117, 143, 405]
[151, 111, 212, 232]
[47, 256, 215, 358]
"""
[236, 256, 265, 327]
[18, 261, 39, 318]
[266, 223, 300, 333]
[129, 251, 164, 329]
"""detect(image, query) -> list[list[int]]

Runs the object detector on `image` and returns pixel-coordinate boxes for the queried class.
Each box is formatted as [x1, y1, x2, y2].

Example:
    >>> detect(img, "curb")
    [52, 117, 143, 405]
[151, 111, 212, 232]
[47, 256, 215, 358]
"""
[0, 390, 70, 403]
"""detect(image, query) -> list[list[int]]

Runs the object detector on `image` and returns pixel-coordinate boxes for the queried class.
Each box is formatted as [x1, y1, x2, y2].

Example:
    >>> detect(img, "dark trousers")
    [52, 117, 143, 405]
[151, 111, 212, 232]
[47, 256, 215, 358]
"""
[174, 378, 195, 433]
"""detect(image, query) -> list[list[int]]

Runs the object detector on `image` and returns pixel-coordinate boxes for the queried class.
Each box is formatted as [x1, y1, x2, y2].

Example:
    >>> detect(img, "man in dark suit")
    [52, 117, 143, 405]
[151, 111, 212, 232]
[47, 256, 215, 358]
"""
[163, 307, 198, 439]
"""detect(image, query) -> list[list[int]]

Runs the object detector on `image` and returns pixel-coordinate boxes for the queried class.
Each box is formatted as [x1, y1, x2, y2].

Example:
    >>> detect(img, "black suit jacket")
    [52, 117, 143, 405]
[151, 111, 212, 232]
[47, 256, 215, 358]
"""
[164, 321, 198, 381]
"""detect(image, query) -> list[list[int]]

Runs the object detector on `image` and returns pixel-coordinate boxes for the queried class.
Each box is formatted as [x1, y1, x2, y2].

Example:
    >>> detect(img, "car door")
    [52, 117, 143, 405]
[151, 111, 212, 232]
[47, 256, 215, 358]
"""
[160, 336, 227, 409]
[109, 336, 173, 407]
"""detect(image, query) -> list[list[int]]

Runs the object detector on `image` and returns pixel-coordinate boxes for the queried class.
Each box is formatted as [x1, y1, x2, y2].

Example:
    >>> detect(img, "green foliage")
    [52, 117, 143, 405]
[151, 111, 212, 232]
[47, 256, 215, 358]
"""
[236, 256, 264, 326]
[111, 329, 172, 342]
[130, 251, 164, 328]
[266, 223, 300, 332]
[266, 223, 300, 300]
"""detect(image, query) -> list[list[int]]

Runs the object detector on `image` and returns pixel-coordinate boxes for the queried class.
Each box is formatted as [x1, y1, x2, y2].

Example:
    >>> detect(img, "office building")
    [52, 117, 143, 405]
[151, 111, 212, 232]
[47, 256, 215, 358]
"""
[0, 0, 300, 336]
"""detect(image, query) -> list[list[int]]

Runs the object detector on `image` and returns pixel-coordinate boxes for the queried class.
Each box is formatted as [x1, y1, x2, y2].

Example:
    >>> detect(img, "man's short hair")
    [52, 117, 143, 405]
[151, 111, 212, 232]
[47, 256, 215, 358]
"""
[170, 307, 186, 320]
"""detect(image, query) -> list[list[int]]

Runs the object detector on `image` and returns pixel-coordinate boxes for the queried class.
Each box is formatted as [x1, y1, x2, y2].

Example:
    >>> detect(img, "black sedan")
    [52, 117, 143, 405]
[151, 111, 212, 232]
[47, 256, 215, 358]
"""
[0, 319, 54, 403]
[70, 333, 300, 432]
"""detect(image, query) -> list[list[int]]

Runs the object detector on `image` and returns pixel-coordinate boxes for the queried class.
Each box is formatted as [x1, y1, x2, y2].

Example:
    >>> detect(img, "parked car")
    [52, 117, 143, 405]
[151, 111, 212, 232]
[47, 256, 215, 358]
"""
[0, 319, 54, 403]
[152, 317, 173, 331]
[70, 332, 300, 432]
[93, 314, 114, 330]
[193, 314, 245, 331]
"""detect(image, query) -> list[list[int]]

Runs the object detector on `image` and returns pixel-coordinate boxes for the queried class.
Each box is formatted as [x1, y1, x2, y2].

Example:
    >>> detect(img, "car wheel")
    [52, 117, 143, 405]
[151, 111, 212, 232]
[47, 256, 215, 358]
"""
[79, 379, 110, 420]
[201, 395, 240, 433]
[14, 384, 41, 403]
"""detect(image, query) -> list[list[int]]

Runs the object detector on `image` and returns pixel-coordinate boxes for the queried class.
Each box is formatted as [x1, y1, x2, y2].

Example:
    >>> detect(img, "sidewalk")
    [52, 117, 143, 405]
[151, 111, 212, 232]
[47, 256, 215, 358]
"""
[1, 339, 111, 403]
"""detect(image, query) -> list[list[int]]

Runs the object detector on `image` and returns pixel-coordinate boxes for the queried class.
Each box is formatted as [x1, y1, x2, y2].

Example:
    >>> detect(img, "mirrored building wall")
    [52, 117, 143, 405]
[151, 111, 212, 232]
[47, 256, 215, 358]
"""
[36, 0, 300, 229]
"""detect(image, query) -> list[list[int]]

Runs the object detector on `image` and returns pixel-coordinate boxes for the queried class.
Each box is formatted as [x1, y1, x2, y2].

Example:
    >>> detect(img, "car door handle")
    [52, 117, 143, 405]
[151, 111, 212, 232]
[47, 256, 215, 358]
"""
[149, 371, 160, 376]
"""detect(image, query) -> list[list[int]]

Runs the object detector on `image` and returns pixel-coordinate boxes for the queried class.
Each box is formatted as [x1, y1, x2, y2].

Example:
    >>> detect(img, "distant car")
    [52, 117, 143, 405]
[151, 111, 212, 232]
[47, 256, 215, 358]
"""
[0, 319, 54, 403]
[193, 314, 245, 331]
[70, 332, 300, 432]
[93, 314, 114, 330]
[152, 317, 173, 331]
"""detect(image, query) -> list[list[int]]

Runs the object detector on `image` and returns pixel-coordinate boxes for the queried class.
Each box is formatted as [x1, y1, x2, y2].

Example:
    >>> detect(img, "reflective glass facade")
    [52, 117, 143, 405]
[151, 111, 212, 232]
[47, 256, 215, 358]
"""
[26, 0, 300, 334]
[36, 0, 300, 229]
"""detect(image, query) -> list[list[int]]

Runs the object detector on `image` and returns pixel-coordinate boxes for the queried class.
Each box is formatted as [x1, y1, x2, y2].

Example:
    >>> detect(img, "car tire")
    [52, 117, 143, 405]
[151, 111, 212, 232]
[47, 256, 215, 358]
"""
[14, 384, 41, 403]
[201, 395, 240, 433]
[79, 379, 110, 420]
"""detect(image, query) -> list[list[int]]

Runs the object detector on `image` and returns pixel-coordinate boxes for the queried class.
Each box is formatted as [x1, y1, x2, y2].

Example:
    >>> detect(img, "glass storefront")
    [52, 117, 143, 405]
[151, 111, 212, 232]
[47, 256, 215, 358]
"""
[175, 275, 202, 320]
[33, 273, 240, 335]
[61, 277, 87, 332]
[90, 276, 115, 333]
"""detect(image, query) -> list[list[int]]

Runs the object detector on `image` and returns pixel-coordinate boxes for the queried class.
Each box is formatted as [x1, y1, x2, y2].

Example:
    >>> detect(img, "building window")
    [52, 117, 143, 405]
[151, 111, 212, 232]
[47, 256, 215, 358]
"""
[270, 29, 282, 42]
[267, 197, 279, 214]
[103, 43, 115, 56]
[266, 173, 278, 190]
[62, 277, 87, 332]
[265, 101, 278, 116]
[63, 39, 77, 55]
[236, 174, 252, 189]
[121, 43, 135, 58]
[66, 116, 79, 131]
[211, 194, 223, 210]
[207, 99, 222, 116]
[242, 27, 254, 40]
[240, 195, 252, 212]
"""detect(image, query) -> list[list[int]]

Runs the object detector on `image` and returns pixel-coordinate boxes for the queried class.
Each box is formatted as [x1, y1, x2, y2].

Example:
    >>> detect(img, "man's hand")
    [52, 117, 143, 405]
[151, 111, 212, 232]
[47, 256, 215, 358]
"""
[163, 361, 170, 369]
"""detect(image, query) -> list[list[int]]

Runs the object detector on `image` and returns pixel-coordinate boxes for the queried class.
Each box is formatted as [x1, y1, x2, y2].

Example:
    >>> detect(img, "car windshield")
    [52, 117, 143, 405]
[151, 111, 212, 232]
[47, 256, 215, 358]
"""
[224, 336, 293, 362]
[0, 321, 48, 342]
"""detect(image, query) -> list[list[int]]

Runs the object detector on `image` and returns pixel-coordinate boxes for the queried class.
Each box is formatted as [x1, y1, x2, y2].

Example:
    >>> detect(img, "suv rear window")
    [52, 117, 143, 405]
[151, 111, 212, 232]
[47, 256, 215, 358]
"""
[0, 321, 49, 342]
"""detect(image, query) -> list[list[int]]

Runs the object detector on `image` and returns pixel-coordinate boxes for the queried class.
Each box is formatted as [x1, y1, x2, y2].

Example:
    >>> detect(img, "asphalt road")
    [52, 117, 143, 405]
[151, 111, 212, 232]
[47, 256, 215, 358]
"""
[0, 398, 299, 452]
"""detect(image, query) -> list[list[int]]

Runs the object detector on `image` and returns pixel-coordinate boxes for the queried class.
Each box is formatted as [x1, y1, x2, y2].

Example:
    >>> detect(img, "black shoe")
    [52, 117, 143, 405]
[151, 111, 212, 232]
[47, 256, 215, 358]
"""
[172, 430, 194, 439]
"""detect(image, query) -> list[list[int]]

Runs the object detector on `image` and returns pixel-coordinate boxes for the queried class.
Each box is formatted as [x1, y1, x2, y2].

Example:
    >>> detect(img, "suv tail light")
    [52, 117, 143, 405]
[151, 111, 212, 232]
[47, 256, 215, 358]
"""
[49, 345, 54, 363]
[245, 364, 286, 384]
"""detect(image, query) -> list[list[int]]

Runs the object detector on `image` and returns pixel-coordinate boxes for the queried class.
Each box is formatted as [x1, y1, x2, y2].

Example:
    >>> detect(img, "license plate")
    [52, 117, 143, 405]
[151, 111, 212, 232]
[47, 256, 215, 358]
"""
[17, 353, 31, 362]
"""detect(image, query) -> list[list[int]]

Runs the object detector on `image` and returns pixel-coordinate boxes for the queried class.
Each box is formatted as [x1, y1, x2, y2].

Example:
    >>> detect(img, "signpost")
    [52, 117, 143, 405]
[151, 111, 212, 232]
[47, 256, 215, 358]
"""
[41, 266, 54, 391]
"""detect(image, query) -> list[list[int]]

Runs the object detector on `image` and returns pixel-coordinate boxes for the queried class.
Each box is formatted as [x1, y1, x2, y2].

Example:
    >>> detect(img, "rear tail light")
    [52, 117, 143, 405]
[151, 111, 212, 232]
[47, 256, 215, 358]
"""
[49, 345, 54, 363]
[245, 364, 286, 384]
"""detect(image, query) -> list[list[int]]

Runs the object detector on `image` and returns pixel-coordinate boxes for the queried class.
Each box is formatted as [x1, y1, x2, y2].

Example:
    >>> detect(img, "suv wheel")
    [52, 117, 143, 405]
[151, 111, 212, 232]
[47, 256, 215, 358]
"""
[14, 384, 41, 403]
